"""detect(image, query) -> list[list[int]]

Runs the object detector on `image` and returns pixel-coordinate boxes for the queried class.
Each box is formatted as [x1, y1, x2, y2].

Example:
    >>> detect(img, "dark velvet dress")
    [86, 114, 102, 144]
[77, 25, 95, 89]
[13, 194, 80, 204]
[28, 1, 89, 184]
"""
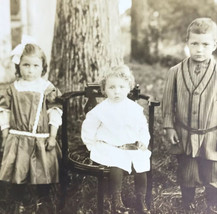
[0, 78, 62, 184]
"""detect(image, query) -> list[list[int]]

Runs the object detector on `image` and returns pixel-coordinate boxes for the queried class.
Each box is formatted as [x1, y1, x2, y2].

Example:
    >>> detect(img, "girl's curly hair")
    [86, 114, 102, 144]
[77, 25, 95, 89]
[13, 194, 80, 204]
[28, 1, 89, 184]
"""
[15, 44, 48, 77]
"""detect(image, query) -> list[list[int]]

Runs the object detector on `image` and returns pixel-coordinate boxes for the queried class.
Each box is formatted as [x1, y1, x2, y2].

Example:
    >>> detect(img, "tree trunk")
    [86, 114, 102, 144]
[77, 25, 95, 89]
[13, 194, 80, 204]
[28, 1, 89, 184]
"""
[49, 0, 123, 93]
[0, 0, 14, 84]
[131, 0, 153, 63]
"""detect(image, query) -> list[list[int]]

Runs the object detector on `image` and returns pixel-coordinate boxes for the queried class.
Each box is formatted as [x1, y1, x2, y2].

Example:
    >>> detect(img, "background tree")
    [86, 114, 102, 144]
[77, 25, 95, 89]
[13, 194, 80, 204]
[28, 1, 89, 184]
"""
[149, 0, 217, 43]
[131, 0, 153, 63]
[0, 0, 14, 84]
[130, 0, 217, 65]
[49, 0, 123, 93]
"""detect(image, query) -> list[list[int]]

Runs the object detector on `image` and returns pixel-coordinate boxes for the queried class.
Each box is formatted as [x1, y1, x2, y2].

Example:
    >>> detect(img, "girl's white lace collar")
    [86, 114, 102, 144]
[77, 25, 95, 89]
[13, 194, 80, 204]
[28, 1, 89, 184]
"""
[14, 78, 50, 92]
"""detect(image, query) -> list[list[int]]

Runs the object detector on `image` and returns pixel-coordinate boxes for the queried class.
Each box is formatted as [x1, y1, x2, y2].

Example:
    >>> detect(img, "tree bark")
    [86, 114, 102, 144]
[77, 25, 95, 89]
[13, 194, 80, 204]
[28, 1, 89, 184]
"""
[131, 0, 152, 63]
[0, 0, 14, 84]
[49, 0, 123, 93]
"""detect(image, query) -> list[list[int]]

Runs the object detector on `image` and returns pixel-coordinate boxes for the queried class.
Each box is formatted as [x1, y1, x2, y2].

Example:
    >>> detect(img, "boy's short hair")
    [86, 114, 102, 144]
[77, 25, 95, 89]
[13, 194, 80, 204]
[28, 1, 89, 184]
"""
[100, 65, 135, 93]
[186, 17, 217, 41]
[15, 44, 48, 77]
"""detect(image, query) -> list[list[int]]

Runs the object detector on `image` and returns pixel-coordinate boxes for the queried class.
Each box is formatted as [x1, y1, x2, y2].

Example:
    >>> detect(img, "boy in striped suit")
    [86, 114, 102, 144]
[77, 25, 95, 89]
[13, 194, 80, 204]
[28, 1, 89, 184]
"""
[163, 18, 217, 213]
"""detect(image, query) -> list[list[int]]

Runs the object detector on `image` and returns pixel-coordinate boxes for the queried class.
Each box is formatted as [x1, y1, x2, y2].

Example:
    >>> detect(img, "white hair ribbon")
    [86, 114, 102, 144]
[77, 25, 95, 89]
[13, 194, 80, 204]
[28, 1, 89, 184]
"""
[11, 35, 37, 64]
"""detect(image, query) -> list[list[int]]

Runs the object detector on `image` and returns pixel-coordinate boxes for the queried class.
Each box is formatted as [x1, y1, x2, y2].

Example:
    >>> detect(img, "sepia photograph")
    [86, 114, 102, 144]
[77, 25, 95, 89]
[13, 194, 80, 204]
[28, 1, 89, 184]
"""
[0, 0, 217, 213]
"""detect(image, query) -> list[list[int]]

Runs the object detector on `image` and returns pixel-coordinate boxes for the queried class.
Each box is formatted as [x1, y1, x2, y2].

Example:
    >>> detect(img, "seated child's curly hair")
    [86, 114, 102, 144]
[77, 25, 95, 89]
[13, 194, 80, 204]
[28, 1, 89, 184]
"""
[100, 65, 135, 94]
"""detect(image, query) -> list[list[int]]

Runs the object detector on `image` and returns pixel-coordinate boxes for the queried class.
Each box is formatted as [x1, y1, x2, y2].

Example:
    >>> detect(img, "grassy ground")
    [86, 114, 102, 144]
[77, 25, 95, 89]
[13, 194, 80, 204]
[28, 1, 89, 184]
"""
[0, 61, 209, 214]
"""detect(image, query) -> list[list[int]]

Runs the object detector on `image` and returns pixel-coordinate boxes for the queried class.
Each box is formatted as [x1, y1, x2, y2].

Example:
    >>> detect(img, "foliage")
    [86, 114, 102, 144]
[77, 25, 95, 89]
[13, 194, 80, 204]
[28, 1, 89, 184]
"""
[128, 0, 217, 64]
[148, 0, 217, 42]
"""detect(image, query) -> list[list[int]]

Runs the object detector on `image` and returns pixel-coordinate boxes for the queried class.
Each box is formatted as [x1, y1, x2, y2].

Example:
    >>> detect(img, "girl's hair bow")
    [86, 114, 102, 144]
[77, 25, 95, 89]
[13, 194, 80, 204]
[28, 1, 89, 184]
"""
[11, 35, 37, 64]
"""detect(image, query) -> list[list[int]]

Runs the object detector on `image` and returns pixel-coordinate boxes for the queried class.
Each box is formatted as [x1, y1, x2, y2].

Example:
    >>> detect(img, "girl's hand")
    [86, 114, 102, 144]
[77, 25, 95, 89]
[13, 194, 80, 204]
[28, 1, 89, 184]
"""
[45, 136, 56, 151]
[137, 141, 147, 151]
[2, 129, 9, 138]
[1, 137, 7, 153]
[1, 129, 9, 152]
[166, 128, 179, 145]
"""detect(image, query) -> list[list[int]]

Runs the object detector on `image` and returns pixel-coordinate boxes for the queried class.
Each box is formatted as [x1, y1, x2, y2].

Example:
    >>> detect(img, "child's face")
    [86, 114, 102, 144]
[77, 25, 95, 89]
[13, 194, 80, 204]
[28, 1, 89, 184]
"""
[105, 76, 130, 103]
[187, 32, 216, 62]
[19, 55, 43, 81]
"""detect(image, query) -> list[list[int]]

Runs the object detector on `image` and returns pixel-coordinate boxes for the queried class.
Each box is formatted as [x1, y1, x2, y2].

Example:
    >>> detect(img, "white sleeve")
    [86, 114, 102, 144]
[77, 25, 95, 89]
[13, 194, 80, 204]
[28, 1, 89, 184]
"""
[47, 107, 63, 128]
[81, 110, 101, 151]
[137, 110, 150, 148]
[0, 107, 10, 130]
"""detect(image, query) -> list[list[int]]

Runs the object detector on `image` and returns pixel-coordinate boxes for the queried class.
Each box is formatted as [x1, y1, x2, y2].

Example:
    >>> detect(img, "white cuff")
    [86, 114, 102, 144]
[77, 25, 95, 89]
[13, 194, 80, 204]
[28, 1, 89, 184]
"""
[1, 125, 10, 131]
[0, 109, 10, 130]
[47, 107, 62, 128]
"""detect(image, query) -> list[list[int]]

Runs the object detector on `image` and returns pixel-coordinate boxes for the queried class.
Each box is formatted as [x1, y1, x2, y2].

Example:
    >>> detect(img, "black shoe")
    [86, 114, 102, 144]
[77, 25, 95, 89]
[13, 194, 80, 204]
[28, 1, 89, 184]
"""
[136, 207, 151, 214]
[112, 191, 130, 214]
[183, 202, 195, 214]
[36, 197, 56, 214]
[135, 193, 151, 214]
[12, 202, 25, 214]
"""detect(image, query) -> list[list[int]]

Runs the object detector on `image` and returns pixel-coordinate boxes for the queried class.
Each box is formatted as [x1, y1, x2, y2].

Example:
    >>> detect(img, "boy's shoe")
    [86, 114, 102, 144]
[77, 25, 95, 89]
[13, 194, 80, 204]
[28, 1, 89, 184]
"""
[184, 202, 195, 210]
[183, 202, 195, 214]
[12, 202, 25, 214]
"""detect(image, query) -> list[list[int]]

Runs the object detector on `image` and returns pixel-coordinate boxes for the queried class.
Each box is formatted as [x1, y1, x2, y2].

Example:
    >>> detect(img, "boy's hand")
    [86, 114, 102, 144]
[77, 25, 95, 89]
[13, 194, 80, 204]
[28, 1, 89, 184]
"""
[45, 136, 56, 151]
[166, 129, 179, 144]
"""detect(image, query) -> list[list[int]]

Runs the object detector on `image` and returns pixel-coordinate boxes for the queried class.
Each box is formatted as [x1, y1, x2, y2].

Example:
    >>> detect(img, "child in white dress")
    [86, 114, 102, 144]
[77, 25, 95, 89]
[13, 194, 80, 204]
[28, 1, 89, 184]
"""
[81, 65, 151, 214]
[0, 35, 62, 213]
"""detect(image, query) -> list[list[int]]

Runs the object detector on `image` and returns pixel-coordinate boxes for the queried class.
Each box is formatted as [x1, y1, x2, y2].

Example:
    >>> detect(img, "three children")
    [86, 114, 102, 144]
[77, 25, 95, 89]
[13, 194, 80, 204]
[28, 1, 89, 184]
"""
[1, 16, 216, 214]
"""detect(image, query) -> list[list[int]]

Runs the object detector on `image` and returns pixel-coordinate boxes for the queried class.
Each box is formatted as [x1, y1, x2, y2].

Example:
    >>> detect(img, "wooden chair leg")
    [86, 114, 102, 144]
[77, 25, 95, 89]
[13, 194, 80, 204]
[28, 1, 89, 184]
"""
[59, 163, 67, 211]
[97, 176, 105, 214]
[146, 170, 152, 209]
